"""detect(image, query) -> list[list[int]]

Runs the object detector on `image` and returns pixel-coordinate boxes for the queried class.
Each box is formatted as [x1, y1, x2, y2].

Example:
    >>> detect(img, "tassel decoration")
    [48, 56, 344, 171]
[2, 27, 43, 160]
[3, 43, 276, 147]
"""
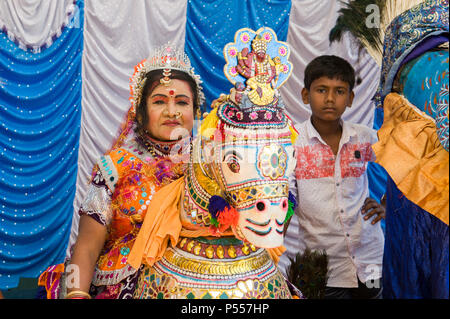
[284, 191, 297, 223]
[208, 195, 239, 236]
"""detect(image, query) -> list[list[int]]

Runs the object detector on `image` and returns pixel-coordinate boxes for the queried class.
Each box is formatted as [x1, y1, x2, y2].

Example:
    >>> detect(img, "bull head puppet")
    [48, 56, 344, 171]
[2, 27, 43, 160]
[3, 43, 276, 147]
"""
[127, 27, 302, 299]
[184, 27, 298, 249]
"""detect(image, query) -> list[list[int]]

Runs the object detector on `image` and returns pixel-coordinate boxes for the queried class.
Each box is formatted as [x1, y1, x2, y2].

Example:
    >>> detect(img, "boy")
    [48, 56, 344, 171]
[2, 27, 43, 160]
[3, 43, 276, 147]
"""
[292, 55, 385, 299]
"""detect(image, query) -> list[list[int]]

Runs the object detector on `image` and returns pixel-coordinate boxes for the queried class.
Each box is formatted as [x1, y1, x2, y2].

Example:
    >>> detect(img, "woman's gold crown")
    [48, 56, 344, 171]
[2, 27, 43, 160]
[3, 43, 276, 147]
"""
[130, 43, 205, 108]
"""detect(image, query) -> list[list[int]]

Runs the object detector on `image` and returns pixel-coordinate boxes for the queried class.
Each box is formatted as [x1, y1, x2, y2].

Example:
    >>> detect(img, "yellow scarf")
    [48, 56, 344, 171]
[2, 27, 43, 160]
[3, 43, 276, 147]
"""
[373, 93, 449, 225]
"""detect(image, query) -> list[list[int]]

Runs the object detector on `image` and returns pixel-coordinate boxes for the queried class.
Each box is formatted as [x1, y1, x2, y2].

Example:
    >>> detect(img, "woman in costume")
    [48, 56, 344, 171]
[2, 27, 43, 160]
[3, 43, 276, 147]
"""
[38, 44, 205, 299]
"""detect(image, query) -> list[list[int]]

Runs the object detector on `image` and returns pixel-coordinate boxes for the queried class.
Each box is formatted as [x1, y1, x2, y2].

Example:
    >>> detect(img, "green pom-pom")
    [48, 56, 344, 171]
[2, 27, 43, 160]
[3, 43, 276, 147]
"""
[284, 200, 295, 223]
[210, 217, 219, 227]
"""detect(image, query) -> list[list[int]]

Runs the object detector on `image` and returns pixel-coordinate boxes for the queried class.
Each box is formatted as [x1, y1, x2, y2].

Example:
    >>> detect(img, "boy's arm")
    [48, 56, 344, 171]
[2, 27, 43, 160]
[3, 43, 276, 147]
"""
[363, 127, 385, 224]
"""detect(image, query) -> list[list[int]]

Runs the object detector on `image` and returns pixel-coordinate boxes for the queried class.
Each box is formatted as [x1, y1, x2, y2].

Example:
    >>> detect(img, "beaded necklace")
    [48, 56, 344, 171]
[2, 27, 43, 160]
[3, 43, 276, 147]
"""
[136, 131, 191, 159]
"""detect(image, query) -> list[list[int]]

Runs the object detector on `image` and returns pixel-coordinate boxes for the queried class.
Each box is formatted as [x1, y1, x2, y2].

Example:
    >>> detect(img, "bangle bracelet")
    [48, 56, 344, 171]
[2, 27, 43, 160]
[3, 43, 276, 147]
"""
[65, 290, 91, 299]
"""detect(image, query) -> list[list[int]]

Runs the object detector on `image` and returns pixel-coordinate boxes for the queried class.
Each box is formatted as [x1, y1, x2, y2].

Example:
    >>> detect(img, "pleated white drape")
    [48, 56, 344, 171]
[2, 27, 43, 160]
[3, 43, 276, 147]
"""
[0, 0, 78, 52]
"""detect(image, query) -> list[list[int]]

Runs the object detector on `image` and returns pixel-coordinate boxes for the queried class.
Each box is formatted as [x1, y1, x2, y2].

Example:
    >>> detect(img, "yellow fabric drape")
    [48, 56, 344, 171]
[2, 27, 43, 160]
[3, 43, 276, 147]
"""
[128, 176, 286, 268]
[127, 177, 185, 269]
[373, 93, 449, 225]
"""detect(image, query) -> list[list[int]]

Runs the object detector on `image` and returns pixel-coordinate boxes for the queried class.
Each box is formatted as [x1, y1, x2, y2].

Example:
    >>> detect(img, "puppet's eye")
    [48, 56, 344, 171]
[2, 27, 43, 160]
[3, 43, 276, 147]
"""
[224, 154, 240, 173]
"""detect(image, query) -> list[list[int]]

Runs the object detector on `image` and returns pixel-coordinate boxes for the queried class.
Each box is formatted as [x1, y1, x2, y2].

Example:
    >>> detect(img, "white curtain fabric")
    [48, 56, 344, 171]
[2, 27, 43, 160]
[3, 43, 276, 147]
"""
[278, 0, 380, 274]
[68, 0, 188, 253]
[0, 0, 77, 52]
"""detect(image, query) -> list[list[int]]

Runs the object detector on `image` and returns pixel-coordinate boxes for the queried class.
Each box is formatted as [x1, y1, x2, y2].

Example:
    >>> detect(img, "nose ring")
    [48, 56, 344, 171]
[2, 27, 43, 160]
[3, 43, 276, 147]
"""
[162, 109, 182, 119]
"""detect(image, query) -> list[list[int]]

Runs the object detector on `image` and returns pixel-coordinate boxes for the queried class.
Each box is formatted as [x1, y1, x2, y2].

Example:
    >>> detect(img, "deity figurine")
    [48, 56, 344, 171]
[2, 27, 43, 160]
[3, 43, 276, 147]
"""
[224, 27, 292, 107]
[236, 35, 277, 105]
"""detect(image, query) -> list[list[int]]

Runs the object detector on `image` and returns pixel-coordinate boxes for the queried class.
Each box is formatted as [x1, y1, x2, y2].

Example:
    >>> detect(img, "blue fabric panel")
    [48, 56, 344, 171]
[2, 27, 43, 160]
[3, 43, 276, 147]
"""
[400, 50, 449, 151]
[367, 107, 387, 231]
[0, 1, 84, 289]
[185, 0, 292, 111]
[367, 106, 387, 203]
[383, 176, 449, 299]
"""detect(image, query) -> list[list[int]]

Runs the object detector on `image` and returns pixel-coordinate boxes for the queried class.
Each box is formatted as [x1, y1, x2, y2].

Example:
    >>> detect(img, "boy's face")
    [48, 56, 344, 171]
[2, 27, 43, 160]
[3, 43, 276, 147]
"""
[301, 76, 354, 122]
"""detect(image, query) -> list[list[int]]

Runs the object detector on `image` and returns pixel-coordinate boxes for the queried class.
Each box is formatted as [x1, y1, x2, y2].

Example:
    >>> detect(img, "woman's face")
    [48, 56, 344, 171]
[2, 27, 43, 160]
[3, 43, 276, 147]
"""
[145, 79, 194, 141]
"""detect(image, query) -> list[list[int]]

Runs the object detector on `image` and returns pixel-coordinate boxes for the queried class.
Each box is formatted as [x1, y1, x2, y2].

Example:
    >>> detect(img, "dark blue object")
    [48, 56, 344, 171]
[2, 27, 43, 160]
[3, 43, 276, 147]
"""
[383, 176, 449, 299]
[208, 195, 230, 219]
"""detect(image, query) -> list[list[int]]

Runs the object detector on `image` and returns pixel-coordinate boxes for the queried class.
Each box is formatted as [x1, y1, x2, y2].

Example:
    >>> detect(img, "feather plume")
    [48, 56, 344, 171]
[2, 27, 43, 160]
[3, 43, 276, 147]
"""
[330, 0, 424, 66]
[285, 248, 329, 299]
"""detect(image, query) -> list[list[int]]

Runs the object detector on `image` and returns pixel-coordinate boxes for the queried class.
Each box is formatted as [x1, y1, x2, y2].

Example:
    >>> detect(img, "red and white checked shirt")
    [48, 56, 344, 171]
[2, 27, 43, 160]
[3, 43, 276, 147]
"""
[291, 118, 384, 288]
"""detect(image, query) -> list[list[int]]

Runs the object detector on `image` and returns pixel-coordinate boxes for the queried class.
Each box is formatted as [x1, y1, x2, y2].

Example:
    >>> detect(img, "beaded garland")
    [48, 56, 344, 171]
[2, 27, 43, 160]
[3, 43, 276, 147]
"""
[135, 132, 192, 159]
[218, 101, 286, 129]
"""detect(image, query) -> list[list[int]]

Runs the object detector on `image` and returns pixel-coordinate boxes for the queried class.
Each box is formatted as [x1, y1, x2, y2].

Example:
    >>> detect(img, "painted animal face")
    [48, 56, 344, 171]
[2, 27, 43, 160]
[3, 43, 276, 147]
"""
[208, 126, 296, 248]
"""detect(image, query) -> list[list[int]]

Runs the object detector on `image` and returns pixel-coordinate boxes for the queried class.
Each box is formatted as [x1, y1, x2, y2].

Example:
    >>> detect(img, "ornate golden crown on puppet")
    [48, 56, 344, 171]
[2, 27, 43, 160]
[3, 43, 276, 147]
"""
[251, 35, 268, 52]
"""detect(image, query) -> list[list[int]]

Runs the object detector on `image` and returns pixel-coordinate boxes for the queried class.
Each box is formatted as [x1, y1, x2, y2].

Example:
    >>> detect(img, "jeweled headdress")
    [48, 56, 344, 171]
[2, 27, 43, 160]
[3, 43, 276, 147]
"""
[130, 44, 205, 108]
[251, 35, 268, 52]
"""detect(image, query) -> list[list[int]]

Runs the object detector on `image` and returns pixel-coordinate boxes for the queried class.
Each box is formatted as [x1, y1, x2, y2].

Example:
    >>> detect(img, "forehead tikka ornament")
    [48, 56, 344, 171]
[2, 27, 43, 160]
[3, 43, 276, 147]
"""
[160, 68, 172, 86]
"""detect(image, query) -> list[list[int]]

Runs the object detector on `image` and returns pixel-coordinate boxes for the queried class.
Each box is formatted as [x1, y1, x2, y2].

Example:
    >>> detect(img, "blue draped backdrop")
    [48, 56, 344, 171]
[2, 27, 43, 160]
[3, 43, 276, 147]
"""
[0, 1, 84, 289]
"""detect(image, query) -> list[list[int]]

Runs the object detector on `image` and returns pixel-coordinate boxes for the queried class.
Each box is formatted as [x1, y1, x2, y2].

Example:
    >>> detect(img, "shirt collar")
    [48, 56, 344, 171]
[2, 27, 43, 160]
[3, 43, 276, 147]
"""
[305, 117, 357, 145]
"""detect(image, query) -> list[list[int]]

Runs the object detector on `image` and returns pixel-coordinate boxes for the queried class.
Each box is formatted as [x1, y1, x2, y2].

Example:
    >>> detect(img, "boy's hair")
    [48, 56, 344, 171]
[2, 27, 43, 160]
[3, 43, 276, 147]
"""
[303, 55, 356, 91]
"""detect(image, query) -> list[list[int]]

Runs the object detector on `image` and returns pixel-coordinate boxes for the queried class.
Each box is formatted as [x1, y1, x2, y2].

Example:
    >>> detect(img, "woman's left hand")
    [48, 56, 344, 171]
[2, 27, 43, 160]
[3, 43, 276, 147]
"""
[361, 197, 385, 225]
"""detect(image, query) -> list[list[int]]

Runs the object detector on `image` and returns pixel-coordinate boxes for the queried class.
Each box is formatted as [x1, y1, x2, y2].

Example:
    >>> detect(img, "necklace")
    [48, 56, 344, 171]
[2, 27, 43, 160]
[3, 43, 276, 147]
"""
[136, 131, 191, 159]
